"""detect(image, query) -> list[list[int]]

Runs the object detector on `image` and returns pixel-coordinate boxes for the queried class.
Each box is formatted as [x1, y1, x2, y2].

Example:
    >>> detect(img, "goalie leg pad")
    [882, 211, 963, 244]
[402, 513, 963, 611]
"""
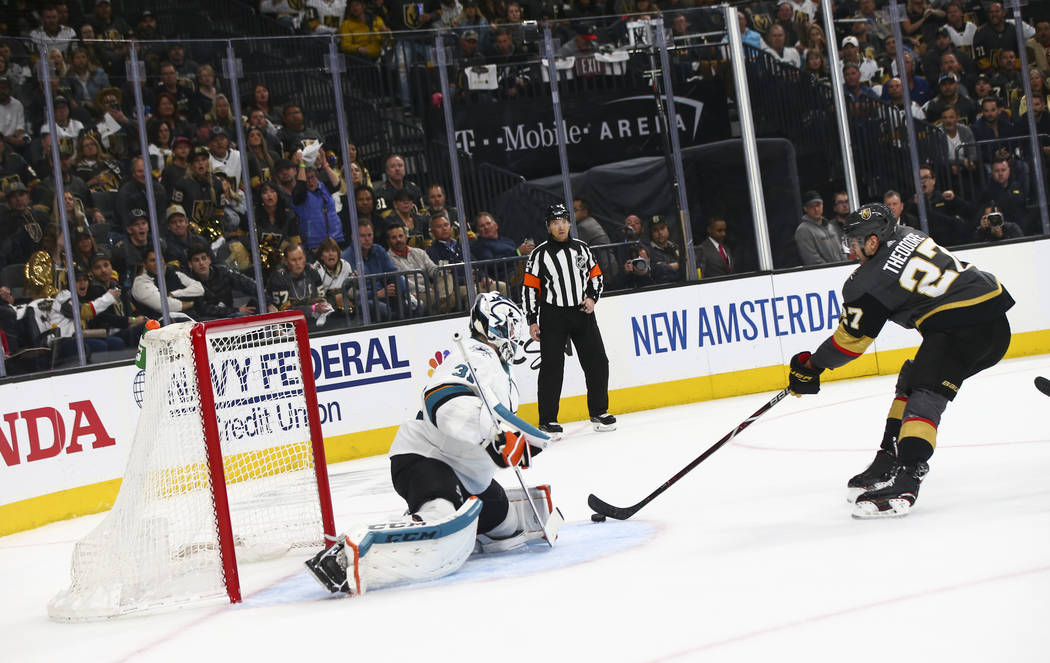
[475, 485, 562, 553]
[507, 485, 555, 536]
[347, 496, 482, 594]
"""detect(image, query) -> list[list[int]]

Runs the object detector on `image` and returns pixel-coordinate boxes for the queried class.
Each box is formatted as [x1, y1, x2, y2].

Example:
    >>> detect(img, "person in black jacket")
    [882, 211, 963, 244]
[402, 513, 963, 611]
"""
[522, 203, 616, 435]
[265, 244, 332, 330]
[84, 250, 147, 348]
[972, 204, 1023, 243]
[647, 219, 683, 283]
[115, 156, 167, 232]
[185, 242, 266, 320]
[976, 156, 1028, 232]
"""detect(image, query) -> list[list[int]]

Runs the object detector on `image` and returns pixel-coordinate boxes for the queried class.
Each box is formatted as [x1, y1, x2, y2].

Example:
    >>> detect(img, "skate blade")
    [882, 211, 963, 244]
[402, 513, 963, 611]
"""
[592, 422, 617, 432]
[539, 428, 563, 441]
[851, 498, 913, 519]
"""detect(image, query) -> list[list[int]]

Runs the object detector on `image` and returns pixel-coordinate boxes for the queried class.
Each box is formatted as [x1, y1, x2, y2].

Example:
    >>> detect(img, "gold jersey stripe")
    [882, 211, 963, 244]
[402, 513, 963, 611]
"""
[900, 417, 938, 449]
[887, 396, 907, 420]
[915, 281, 1003, 327]
[832, 323, 874, 357]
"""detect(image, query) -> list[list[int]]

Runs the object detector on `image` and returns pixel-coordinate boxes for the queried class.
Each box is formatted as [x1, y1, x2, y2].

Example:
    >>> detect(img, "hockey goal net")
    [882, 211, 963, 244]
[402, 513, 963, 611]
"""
[48, 311, 335, 621]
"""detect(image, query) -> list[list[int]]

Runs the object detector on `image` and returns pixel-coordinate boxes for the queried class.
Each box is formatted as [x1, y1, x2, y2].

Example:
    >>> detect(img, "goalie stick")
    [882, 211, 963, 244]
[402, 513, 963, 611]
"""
[1036, 377, 1050, 397]
[588, 387, 791, 520]
[493, 403, 549, 440]
[452, 332, 562, 547]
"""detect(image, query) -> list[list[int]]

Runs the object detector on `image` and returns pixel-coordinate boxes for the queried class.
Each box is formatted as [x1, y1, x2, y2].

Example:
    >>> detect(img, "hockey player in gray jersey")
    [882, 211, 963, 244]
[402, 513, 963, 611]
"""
[306, 292, 557, 595]
[787, 203, 1014, 518]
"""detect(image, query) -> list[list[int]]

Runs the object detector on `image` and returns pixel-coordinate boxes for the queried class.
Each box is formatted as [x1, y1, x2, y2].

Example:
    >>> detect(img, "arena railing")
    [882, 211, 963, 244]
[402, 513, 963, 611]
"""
[945, 134, 1050, 227]
[6, 4, 1050, 377]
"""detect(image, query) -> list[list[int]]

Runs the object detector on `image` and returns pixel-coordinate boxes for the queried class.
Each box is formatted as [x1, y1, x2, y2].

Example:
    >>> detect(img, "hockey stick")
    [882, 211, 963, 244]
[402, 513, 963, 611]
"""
[588, 387, 792, 520]
[452, 332, 558, 547]
[1036, 377, 1050, 397]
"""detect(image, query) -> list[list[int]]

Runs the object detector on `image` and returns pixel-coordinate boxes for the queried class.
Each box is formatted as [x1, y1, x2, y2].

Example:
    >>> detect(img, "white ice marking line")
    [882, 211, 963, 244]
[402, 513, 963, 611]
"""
[650, 563, 1050, 662]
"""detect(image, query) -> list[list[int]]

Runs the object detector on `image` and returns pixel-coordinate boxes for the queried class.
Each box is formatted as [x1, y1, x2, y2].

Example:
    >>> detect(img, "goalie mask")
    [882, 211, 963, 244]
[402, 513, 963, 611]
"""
[470, 292, 526, 364]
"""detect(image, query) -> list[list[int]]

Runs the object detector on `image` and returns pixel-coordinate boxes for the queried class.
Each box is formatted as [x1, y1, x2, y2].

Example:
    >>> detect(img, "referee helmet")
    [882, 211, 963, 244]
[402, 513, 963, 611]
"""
[545, 203, 570, 224]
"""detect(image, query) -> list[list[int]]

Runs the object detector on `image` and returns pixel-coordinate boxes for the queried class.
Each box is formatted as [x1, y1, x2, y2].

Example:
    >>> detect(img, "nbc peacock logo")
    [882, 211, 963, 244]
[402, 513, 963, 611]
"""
[427, 349, 451, 377]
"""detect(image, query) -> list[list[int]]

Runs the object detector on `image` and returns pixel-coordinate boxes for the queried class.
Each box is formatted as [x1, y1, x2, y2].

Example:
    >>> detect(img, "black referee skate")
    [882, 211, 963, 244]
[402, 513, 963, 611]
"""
[539, 422, 563, 434]
[852, 461, 929, 519]
[846, 449, 898, 504]
[590, 413, 617, 432]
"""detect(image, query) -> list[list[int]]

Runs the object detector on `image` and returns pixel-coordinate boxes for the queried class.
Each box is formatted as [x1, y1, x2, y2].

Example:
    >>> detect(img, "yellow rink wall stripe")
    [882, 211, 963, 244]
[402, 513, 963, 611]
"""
[4, 329, 1047, 537]
[1, 479, 122, 535]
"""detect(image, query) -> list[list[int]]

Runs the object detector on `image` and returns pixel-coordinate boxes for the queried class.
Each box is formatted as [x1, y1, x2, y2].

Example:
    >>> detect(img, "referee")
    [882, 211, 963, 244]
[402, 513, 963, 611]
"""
[523, 203, 616, 434]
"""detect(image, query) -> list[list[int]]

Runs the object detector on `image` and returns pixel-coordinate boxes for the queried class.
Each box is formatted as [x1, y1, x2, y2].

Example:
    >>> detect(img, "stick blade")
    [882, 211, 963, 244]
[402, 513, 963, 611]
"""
[587, 493, 638, 521]
[1036, 376, 1050, 397]
[544, 507, 564, 544]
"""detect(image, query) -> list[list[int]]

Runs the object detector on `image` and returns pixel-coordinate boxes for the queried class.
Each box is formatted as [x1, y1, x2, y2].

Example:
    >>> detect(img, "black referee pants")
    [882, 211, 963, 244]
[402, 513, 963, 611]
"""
[537, 303, 609, 424]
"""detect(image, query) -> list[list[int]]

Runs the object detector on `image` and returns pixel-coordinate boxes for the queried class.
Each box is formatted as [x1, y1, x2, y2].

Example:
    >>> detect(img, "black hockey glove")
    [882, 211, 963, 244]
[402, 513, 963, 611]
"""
[486, 431, 527, 468]
[789, 352, 823, 396]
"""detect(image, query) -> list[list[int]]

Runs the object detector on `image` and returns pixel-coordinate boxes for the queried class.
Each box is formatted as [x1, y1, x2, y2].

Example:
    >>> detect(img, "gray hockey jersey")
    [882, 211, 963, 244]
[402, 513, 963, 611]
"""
[812, 228, 1013, 370]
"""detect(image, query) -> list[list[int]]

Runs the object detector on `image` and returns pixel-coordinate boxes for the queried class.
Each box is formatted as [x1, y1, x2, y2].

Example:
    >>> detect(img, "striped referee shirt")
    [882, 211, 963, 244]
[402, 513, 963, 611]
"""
[522, 236, 603, 324]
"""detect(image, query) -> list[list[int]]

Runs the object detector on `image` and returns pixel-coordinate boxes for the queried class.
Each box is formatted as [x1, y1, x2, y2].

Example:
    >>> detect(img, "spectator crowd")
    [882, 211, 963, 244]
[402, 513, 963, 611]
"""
[2, 0, 1049, 374]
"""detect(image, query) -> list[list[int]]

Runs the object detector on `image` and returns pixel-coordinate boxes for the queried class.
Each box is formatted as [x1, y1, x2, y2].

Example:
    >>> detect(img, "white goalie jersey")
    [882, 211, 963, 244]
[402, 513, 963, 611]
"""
[389, 337, 519, 494]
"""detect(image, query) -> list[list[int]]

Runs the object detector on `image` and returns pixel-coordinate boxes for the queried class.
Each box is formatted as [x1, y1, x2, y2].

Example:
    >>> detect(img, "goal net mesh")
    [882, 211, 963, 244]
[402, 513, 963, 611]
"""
[48, 320, 326, 620]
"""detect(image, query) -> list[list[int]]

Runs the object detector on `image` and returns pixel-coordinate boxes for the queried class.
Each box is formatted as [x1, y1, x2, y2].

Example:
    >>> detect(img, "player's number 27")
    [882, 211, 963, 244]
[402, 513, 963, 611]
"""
[898, 238, 963, 298]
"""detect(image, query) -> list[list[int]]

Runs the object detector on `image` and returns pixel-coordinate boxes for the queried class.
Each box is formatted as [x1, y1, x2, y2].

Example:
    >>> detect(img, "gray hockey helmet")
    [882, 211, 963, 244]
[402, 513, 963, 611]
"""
[842, 203, 898, 246]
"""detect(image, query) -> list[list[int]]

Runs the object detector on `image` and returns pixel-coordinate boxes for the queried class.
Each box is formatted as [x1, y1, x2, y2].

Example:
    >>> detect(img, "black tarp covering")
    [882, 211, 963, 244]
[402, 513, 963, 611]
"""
[490, 138, 804, 272]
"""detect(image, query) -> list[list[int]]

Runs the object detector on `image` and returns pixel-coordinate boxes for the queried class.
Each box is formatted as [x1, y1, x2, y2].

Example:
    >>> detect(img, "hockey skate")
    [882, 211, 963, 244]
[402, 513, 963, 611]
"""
[475, 485, 564, 553]
[591, 413, 617, 432]
[305, 539, 354, 594]
[846, 449, 898, 504]
[852, 461, 929, 519]
[539, 422, 563, 440]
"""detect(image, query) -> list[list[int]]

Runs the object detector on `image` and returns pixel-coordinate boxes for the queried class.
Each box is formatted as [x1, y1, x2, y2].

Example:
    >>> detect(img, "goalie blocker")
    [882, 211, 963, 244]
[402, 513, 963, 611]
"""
[306, 486, 563, 595]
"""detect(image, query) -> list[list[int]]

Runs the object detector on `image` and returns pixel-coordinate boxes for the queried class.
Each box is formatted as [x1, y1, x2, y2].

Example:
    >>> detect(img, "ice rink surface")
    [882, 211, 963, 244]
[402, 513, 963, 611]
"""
[3, 355, 1049, 662]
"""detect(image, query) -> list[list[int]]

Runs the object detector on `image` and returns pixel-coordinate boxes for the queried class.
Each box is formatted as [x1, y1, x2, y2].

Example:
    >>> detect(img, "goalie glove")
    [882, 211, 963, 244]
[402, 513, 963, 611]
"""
[486, 431, 527, 468]
[789, 351, 823, 396]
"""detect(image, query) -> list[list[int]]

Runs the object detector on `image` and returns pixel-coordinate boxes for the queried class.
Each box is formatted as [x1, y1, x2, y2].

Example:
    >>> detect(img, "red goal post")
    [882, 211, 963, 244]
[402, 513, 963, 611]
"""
[49, 311, 336, 621]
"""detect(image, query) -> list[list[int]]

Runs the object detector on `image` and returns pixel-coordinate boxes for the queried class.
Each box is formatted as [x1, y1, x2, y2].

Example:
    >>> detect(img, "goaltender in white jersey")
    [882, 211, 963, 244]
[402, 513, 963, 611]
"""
[306, 293, 560, 596]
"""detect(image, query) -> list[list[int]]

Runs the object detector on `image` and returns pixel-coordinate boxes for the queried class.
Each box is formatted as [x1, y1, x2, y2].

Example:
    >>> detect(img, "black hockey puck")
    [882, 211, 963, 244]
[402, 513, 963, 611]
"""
[591, 513, 607, 522]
